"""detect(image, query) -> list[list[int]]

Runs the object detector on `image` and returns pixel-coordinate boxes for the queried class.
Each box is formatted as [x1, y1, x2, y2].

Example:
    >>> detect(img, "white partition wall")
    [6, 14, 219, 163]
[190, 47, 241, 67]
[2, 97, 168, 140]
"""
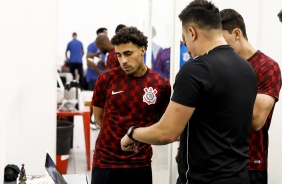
[0, 0, 58, 181]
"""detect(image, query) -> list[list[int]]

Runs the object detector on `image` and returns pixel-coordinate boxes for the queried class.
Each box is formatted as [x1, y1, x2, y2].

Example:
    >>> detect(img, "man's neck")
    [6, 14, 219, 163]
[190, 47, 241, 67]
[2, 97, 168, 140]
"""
[133, 65, 148, 77]
[237, 40, 257, 60]
[196, 36, 227, 57]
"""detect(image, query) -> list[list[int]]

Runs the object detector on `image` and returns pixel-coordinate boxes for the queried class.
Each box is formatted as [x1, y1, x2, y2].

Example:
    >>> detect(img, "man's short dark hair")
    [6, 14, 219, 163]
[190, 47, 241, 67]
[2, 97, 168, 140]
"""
[96, 27, 107, 35]
[72, 32, 77, 37]
[220, 9, 248, 40]
[115, 24, 126, 34]
[111, 27, 148, 50]
[178, 0, 221, 30]
[278, 10, 282, 23]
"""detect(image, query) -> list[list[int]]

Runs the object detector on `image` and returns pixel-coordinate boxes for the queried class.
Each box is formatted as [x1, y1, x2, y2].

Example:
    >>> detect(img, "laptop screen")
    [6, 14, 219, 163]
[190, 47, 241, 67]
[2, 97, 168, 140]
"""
[45, 153, 68, 184]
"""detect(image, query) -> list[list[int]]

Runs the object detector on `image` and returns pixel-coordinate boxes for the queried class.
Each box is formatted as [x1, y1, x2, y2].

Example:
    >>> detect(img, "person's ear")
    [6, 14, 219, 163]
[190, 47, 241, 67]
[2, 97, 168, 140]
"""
[140, 47, 146, 56]
[232, 28, 241, 41]
[188, 27, 197, 41]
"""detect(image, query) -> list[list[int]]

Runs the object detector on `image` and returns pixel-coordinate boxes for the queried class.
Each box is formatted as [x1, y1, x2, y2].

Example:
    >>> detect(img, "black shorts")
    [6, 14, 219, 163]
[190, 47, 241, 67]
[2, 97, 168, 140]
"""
[91, 166, 152, 184]
[249, 170, 267, 184]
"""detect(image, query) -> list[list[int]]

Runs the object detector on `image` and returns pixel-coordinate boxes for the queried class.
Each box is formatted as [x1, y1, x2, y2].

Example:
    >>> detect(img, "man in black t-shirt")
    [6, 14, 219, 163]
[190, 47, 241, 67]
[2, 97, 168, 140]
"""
[121, 0, 258, 184]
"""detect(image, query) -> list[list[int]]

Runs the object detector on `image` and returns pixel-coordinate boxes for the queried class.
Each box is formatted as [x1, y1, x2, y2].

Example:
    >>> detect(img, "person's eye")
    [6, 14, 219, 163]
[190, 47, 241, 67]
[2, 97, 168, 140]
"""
[125, 52, 132, 56]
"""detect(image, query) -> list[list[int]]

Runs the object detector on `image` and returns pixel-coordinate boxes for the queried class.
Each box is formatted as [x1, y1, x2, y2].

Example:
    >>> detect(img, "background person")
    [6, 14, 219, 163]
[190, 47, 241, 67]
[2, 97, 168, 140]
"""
[86, 27, 108, 130]
[65, 32, 84, 88]
[220, 9, 282, 184]
[86, 27, 108, 91]
[153, 41, 191, 80]
[115, 24, 126, 34]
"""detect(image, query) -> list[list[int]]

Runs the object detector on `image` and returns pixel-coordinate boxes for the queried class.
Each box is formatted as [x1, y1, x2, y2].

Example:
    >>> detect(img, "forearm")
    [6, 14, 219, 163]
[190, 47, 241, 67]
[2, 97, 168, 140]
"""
[252, 114, 267, 131]
[132, 123, 176, 145]
[93, 106, 103, 126]
[87, 59, 102, 74]
[87, 52, 100, 58]
[95, 118, 102, 127]
[65, 52, 68, 60]
[121, 101, 193, 150]
[252, 94, 275, 131]
[175, 136, 180, 141]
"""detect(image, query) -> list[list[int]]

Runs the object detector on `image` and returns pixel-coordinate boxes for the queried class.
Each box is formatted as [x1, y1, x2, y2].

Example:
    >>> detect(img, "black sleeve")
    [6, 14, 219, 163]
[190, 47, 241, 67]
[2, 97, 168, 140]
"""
[171, 59, 208, 107]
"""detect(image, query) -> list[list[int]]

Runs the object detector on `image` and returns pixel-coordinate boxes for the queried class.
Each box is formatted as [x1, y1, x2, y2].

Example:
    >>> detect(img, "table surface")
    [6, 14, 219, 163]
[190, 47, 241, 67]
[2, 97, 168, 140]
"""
[4, 174, 88, 184]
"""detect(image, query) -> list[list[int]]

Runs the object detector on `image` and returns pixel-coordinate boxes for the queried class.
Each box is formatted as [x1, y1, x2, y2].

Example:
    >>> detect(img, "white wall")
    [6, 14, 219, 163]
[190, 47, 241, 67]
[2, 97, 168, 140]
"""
[57, 0, 175, 68]
[57, 0, 149, 68]
[0, 0, 58, 181]
[217, 0, 260, 47]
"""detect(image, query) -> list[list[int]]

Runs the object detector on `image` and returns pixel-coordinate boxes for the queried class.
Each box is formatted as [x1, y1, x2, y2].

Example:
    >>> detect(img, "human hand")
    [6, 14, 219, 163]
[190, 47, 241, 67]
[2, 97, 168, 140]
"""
[97, 50, 102, 55]
[97, 60, 105, 68]
[121, 135, 139, 152]
[175, 149, 179, 163]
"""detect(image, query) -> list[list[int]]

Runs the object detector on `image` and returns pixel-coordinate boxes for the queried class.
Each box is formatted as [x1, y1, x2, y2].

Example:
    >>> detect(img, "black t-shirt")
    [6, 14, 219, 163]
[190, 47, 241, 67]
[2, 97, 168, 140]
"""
[177, 125, 188, 184]
[172, 45, 257, 184]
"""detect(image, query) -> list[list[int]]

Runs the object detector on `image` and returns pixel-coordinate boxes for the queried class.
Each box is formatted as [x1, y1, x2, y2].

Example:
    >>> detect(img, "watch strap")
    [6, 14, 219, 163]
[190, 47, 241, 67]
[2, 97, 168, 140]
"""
[127, 126, 137, 141]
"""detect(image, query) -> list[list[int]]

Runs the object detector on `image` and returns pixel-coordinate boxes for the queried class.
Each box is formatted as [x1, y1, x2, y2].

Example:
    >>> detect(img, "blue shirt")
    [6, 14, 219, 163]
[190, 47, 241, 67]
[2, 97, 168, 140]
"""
[86, 42, 106, 82]
[153, 48, 170, 78]
[66, 38, 84, 63]
[153, 43, 191, 78]
[180, 43, 191, 67]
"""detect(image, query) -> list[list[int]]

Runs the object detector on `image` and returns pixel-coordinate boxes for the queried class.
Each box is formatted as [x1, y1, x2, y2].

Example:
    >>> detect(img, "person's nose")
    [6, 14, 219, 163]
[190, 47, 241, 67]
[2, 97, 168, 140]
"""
[120, 56, 128, 65]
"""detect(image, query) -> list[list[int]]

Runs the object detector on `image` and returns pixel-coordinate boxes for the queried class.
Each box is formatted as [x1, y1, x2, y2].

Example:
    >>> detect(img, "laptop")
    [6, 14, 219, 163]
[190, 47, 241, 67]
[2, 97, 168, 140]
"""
[45, 153, 68, 184]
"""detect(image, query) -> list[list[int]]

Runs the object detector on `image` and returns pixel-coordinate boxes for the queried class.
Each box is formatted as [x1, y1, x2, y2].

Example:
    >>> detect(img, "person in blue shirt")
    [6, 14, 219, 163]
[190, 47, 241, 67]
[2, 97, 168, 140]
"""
[86, 28, 107, 91]
[144, 27, 163, 66]
[86, 28, 107, 130]
[65, 32, 84, 88]
[153, 42, 191, 80]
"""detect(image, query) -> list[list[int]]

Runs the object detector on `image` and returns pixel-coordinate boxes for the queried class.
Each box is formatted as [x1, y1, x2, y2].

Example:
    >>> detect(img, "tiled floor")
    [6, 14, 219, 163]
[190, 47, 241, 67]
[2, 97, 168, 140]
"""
[67, 116, 170, 184]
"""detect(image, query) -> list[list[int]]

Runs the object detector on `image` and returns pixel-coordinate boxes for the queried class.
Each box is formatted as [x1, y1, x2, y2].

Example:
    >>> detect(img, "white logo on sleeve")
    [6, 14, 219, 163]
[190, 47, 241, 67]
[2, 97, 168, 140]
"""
[112, 90, 124, 95]
[143, 87, 157, 105]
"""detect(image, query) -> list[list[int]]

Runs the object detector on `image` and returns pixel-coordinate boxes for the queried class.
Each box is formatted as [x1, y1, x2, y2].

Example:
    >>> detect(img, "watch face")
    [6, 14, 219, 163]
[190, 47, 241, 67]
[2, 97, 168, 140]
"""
[128, 126, 133, 135]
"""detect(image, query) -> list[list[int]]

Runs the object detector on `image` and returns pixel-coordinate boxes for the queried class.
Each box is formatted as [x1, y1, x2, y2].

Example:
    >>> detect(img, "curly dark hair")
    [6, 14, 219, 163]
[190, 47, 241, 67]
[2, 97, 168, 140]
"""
[178, 0, 221, 30]
[111, 26, 148, 49]
[220, 9, 248, 40]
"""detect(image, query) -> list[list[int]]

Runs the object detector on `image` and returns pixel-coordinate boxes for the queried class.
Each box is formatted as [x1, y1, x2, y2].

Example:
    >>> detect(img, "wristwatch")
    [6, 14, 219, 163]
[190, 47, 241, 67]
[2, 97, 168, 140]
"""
[127, 126, 137, 141]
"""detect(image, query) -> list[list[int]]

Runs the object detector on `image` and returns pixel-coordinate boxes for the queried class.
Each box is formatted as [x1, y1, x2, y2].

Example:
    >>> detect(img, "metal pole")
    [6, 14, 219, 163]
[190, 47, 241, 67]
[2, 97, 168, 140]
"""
[169, 0, 182, 183]
[145, 0, 153, 68]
